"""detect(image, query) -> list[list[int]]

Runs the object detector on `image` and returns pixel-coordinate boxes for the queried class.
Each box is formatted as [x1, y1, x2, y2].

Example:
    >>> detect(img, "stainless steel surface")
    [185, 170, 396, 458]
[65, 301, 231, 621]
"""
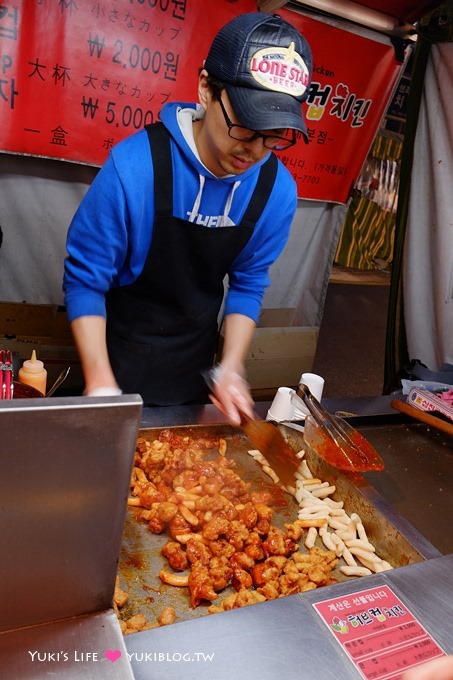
[356, 418, 453, 555]
[126, 554, 453, 680]
[138, 395, 400, 428]
[391, 398, 453, 436]
[0, 609, 135, 679]
[0, 395, 142, 632]
[2, 394, 449, 680]
[117, 419, 436, 635]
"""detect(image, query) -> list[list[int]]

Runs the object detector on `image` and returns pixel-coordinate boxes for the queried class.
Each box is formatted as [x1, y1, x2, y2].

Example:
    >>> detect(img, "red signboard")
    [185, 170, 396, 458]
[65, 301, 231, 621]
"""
[313, 585, 446, 679]
[279, 7, 403, 202]
[0, 0, 403, 203]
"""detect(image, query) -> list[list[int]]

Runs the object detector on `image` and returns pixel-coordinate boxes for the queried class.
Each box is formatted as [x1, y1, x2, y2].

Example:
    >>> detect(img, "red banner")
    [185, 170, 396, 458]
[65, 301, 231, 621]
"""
[279, 8, 403, 203]
[0, 1, 403, 203]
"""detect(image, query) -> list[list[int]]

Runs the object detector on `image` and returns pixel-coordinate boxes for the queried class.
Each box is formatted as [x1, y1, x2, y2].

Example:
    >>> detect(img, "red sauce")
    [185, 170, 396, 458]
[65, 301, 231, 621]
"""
[312, 427, 384, 472]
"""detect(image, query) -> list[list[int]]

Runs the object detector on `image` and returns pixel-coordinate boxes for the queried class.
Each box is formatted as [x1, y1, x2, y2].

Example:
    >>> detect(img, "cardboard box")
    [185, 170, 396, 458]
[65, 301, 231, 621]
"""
[0, 301, 82, 393]
[245, 325, 319, 392]
[1, 303, 320, 397]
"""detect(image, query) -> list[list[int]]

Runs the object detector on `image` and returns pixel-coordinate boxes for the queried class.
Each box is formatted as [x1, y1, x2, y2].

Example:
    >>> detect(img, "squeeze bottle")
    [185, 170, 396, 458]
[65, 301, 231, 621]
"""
[18, 350, 47, 395]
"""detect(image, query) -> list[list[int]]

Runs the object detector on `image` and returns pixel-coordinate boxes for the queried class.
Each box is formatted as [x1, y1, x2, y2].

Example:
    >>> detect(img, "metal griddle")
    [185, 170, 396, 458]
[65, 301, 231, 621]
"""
[123, 403, 453, 680]
[117, 421, 435, 631]
[347, 414, 453, 555]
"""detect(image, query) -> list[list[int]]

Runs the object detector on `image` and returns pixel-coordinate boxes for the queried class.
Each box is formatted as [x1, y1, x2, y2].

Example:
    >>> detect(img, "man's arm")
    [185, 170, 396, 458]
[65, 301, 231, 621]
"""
[210, 313, 256, 425]
[70, 316, 120, 395]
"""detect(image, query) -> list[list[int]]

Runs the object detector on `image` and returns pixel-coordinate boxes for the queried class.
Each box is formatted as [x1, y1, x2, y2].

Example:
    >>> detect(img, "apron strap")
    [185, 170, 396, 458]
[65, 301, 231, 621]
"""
[145, 123, 173, 215]
[240, 153, 278, 228]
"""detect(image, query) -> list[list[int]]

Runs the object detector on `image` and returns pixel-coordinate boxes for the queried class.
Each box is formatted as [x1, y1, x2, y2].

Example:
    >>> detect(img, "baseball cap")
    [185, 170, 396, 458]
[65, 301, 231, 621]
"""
[204, 12, 313, 142]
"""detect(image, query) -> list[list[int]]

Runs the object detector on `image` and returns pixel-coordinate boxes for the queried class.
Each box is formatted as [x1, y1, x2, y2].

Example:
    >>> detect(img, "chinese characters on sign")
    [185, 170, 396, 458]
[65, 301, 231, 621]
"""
[0, 0, 255, 160]
[0, 1, 404, 202]
[313, 585, 446, 679]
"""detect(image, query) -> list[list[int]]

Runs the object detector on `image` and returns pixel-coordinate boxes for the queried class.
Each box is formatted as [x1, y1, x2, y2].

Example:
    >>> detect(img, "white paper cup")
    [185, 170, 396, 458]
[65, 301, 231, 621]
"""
[292, 373, 325, 418]
[266, 386, 295, 422]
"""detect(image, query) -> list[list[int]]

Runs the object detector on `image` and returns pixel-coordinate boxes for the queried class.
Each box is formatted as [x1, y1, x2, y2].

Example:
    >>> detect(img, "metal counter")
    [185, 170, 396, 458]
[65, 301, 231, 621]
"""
[124, 397, 453, 680]
[126, 553, 453, 680]
[2, 395, 451, 680]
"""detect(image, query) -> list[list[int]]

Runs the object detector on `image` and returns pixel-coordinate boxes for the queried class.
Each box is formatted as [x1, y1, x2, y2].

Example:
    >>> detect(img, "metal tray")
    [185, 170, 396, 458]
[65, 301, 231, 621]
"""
[116, 423, 429, 630]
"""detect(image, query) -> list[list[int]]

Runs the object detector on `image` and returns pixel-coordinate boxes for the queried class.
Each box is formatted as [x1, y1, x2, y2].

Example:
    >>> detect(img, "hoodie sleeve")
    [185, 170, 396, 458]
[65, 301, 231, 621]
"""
[224, 161, 297, 322]
[63, 130, 153, 322]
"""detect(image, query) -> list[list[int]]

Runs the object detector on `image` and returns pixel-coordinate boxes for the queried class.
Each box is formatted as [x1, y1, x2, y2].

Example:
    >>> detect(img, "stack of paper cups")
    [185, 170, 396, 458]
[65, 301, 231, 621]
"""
[292, 372, 325, 419]
[266, 386, 295, 422]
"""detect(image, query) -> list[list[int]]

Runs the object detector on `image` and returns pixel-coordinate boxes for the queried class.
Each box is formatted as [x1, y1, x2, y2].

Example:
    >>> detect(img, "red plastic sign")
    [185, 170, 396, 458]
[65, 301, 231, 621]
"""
[313, 584, 446, 679]
[0, 1, 402, 203]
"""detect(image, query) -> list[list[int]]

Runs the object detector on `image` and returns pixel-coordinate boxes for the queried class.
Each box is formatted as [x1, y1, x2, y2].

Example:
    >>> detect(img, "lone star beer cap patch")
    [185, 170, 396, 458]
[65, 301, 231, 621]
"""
[204, 12, 313, 140]
[249, 41, 310, 99]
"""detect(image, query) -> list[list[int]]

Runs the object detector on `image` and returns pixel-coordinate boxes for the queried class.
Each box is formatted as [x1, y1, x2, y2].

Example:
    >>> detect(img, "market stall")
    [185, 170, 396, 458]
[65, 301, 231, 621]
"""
[0, 2, 452, 679]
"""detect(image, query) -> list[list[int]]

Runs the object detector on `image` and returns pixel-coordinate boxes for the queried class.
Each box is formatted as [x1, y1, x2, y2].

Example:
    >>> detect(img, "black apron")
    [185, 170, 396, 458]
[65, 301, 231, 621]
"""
[106, 123, 277, 405]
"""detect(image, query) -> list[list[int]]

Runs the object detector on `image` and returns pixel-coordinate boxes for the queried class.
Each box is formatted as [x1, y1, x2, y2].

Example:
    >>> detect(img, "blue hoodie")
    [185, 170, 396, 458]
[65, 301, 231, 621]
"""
[63, 102, 297, 323]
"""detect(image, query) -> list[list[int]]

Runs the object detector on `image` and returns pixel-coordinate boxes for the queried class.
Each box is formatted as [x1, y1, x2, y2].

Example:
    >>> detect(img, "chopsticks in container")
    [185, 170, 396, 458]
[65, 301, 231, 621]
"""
[0, 349, 14, 400]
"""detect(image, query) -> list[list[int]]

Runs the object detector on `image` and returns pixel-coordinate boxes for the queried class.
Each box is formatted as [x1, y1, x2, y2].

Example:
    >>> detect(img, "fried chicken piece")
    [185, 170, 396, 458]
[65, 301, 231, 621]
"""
[124, 613, 148, 632]
[255, 518, 272, 535]
[172, 469, 200, 490]
[193, 461, 218, 479]
[218, 469, 250, 502]
[208, 556, 233, 591]
[230, 551, 255, 572]
[250, 490, 272, 505]
[161, 541, 188, 571]
[135, 437, 150, 456]
[158, 606, 176, 626]
[208, 589, 266, 613]
[186, 538, 212, 566]
[238, 502, 258, 529]
[140, 441, 169, 471]
[202, 516, 230, 541]
[156, 501, 179, 523]
[195, 495, 237, 521]
[137, 485, 168, 509]
[266, 556, 288, 570]
[168, 513, 192, 539]
[244, 531, 265, 561]
[225, 520, 249, 551]
[231, 567, 253, 591]
[284, 519, 305, 542]
[262, 527, 288, 556]
[252, 559, 284, 587]
[188, 563, 217, 608]
[114, 576, 128, 608]
[257, 579, 280, 600]
[278, 574, 301, 596]
[146, 508, 166, 534]
[262, 527, 299, 557]
[255, 503, 273, 522]
[208, 539, 235, 559]
[201, 476, 224, 496]
[254, 504, 273, 536]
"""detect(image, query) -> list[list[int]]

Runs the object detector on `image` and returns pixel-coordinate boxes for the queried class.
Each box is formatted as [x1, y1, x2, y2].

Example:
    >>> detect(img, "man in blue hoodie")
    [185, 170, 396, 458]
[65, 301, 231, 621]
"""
[63, 11, 313, 425]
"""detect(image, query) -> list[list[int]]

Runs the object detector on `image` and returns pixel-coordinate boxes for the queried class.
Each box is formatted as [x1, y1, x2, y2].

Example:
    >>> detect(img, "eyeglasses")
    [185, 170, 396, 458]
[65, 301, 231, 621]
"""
[216, 92, 297, 151]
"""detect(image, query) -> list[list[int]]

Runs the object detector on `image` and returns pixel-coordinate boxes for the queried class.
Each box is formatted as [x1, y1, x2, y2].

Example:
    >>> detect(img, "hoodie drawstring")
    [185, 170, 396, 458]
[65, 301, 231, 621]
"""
[188, 176, 241, 227]
[188, 174, 206, 222]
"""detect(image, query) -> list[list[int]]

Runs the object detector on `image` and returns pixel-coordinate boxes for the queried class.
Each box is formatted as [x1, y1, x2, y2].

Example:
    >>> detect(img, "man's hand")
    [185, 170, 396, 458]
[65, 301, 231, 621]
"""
[402, 656, 453, 680]
[208, 363, 254, 427]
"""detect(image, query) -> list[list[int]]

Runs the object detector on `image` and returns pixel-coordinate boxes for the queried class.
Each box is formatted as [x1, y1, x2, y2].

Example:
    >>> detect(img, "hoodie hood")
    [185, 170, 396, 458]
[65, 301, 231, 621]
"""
[159, 101, 272, 185]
